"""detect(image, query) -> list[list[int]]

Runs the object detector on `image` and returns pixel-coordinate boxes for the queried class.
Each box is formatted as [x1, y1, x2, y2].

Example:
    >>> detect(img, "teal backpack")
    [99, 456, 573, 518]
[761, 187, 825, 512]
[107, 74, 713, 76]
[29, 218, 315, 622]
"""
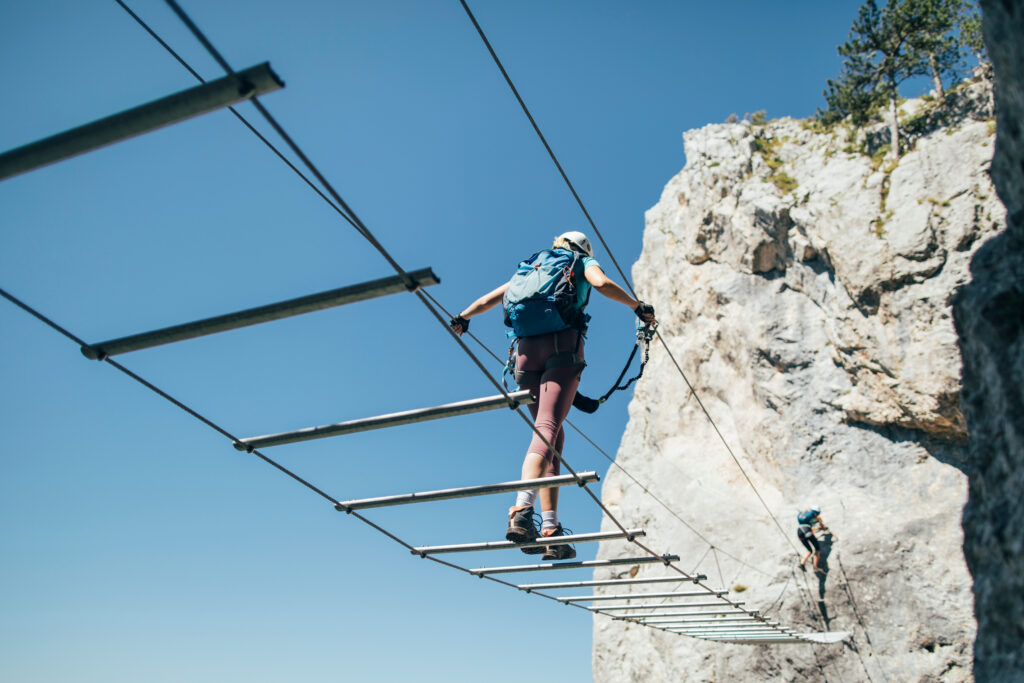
[502, 248, 590, 338]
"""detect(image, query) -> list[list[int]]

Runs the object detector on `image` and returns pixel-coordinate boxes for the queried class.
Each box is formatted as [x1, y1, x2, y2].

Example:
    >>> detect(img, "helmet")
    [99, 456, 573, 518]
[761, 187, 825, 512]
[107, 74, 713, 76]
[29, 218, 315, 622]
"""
[557, 230, 593, 257]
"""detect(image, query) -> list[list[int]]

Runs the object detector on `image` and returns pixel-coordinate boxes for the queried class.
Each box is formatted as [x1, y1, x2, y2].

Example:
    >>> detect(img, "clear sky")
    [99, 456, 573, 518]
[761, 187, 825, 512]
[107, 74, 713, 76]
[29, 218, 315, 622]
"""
[2, 2, 865, 681]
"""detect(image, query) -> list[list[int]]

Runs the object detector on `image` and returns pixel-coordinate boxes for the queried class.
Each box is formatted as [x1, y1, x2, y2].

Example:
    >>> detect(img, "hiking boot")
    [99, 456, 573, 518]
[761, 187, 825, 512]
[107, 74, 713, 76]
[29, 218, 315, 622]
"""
[541, 524, 577, 561]
[506, 506, 545, 554]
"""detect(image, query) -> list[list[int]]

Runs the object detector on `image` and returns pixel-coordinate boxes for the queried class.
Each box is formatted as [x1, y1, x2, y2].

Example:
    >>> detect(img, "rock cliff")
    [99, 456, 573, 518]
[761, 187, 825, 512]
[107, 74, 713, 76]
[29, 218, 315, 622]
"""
[953, 1, 1024, 680]
[593, 78, 1003, 681]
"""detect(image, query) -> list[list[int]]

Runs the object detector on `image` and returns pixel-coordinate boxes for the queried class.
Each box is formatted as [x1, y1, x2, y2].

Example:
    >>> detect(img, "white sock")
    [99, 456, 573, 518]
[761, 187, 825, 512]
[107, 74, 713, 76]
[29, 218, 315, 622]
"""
[541, 510, 559, 532]
[515, 490, 537, 509]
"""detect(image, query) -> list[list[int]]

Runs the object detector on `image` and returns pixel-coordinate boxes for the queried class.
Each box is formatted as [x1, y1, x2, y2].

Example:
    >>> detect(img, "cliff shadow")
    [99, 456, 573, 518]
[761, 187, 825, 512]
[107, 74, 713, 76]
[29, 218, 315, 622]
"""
[847, 421, 969, 475]
[814, 534, 835, 626]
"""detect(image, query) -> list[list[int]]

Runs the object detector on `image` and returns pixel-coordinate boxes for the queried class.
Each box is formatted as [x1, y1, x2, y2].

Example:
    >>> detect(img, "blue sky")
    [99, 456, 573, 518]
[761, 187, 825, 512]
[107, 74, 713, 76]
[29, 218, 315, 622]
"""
[2, 2, 864, 681]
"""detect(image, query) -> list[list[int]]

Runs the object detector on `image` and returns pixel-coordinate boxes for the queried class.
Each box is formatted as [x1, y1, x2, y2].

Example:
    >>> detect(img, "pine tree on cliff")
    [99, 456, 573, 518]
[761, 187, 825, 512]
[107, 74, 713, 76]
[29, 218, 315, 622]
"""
[907, 0, 966, 102]
[823, 0, 934, 158]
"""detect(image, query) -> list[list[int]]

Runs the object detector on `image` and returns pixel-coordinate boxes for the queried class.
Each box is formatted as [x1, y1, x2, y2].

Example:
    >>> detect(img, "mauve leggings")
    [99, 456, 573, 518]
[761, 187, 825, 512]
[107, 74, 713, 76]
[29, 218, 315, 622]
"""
[516, 328, 584, 475]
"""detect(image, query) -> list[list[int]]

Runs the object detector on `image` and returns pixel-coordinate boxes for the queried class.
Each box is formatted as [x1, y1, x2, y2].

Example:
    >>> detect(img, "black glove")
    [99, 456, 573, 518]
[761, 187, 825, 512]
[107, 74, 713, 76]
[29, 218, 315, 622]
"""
[634, 301, 655, 320]
[449, 315, 470, 333]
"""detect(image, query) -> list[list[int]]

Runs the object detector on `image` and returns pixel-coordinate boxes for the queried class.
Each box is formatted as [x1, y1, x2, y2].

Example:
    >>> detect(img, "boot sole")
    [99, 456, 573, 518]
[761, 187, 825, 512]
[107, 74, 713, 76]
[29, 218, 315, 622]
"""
[506, 526, 537, 544]
[541, 544, 577, 561]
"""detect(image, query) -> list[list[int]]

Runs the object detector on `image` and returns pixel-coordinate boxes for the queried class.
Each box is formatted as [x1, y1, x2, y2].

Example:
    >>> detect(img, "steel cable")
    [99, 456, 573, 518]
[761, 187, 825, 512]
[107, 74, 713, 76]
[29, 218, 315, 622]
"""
[89, 0, 814, 640]
[123, 0, 777, 591]
[156, 0, 773, 630]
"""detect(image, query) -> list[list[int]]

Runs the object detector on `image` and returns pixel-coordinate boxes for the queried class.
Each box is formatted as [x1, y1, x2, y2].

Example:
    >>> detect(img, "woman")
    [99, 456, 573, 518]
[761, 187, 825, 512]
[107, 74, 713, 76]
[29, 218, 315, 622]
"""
[449, 231, 656, 560]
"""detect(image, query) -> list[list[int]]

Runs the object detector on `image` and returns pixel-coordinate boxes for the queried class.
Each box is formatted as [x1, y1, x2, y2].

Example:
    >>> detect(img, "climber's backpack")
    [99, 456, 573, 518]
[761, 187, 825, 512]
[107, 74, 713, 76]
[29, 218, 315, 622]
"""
[502, 248, 591, 338]
[797, 508, 820, 525]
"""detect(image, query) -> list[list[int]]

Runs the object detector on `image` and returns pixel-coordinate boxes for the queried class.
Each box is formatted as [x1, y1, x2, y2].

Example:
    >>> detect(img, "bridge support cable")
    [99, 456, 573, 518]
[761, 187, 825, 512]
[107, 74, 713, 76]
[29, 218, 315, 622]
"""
[105, 0, 835, 645]
[0, 63, 282, 182]
[412, 529, 645, 557]
[333, 471, 598, 513]
[149, 2, 758, 629]
[236, 389, 534, 450]
[81, 268, 439, 360]
[0, 287, 619, 618]
[1, 290, 771, 641]
[470, 555, 678, 576]
[517, 575, 709, 592]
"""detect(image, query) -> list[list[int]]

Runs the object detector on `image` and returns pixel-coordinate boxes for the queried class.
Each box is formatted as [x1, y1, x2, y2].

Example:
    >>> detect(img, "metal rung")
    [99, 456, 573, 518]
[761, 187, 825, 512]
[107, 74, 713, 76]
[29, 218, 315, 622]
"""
[672, 629, 787, 636]
[705, 638, 804, 643]
[666, 624, 783, 632]
[704, 635, 796, 640]
[0, 63, 283, 182]
[335, 472, 599, 512]
[590, 601, 743, 612]
[678, 633, 788, 639]
[699, 635, 795, 640]
[518, 574, 706, 591]
[82, 268, 439, 360]
[557, 590, 726, 603]
[471, 555, 679, 576]
[612, 610, 751, 619]
[237, 389, 533, 450]
[412, 529, 645, 556]
[663, 626, 774, 630]
[639, 617, 766, 625]
[686, 632, 791, 639]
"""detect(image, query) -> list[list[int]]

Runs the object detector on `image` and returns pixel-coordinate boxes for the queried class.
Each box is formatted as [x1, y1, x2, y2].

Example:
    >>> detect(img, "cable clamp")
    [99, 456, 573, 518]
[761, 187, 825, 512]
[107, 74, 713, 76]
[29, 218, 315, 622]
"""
[80, 345, 107, 361]
[237, 79, 256, 98]
[334, 503, 353, 514]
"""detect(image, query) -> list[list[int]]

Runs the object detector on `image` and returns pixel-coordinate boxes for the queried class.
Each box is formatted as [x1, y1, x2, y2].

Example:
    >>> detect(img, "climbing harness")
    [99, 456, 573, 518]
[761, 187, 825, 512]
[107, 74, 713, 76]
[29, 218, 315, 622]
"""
[503, 328, 587, 390]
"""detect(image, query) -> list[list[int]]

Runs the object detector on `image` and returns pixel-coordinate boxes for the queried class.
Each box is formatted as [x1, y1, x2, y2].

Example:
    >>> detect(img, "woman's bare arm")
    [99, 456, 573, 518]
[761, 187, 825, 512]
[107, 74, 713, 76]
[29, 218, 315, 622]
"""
[585, 265, 657, 325]
[450, 283, 509, 335]
[460, 283, 509, 318]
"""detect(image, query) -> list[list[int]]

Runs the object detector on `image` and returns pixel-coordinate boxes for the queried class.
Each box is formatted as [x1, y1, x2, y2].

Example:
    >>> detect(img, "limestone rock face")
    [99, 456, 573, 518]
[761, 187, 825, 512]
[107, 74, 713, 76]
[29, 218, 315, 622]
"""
[593, 81, 1002, 682]
[953, 1, 1024, 680]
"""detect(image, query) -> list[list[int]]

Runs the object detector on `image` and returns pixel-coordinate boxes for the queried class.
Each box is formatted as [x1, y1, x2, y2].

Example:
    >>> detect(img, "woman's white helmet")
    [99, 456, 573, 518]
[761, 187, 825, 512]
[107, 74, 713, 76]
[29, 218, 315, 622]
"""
[558, 230, 593, 257]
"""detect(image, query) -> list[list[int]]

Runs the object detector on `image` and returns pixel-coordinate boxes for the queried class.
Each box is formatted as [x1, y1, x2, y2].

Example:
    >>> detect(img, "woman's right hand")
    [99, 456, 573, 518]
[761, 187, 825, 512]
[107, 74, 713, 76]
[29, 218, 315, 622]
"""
[634, 301, 657, 326]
